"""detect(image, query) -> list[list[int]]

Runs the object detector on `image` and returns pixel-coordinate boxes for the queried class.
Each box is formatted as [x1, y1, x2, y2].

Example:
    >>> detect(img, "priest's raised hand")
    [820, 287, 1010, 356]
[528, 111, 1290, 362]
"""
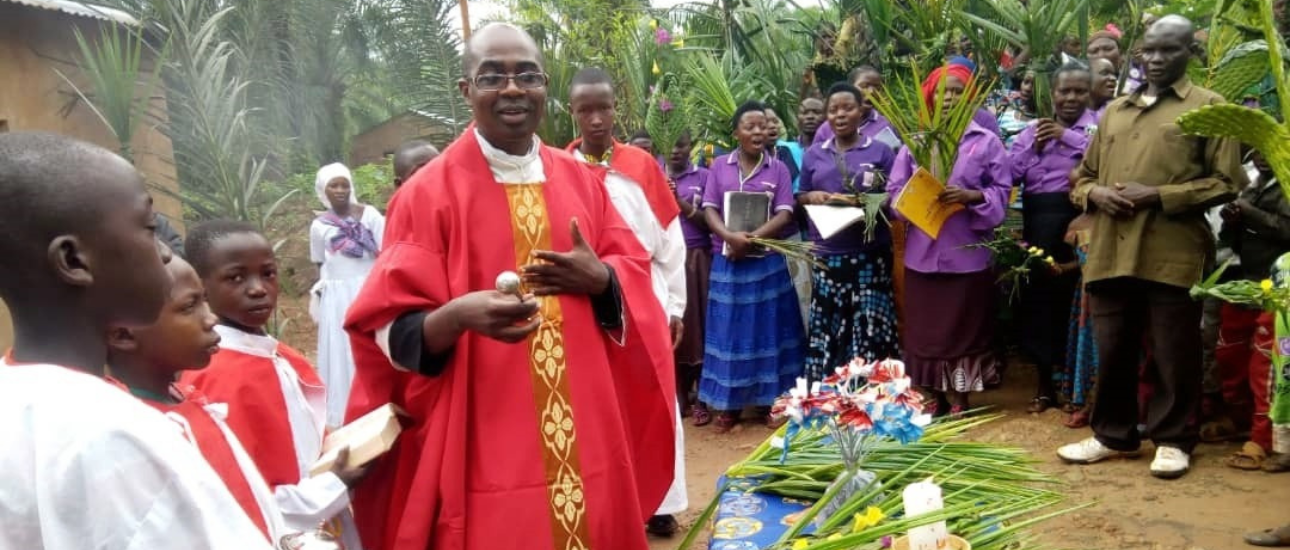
[523, 218, 612, 296]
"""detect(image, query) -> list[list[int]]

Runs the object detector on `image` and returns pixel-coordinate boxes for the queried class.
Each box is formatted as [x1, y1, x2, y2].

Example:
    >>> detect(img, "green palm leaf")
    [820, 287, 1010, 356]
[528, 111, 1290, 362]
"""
[1179, 104, 1290, 202]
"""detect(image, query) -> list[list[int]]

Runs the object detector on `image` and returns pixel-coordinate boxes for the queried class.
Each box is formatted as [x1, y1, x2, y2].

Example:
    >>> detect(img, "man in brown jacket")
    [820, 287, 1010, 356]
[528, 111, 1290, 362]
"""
[1057, 14, 1246, 479]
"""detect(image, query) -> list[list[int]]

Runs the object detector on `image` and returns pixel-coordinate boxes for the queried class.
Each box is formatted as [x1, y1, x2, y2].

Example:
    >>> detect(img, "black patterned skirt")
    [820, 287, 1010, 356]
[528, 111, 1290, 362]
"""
[803, 250, 901, 382]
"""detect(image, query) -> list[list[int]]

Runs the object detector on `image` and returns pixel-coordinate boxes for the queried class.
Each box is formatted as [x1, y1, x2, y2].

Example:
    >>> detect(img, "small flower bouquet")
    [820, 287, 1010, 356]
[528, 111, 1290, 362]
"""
[1190, 259, 1290, 313]
[967, 227, 1058, 303]
[771, 358, 932, 534]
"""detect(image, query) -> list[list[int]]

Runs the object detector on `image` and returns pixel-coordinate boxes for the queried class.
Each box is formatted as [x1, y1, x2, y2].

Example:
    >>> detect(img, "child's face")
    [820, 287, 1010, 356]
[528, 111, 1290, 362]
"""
[202, 232, 280, 330]
[131, 257, 222, 372]
[86, 169, 173, 328]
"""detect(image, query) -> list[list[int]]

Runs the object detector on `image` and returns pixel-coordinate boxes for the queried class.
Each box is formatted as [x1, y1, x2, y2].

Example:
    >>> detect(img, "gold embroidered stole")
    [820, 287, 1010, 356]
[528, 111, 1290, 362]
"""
[502, 183, 590, 550]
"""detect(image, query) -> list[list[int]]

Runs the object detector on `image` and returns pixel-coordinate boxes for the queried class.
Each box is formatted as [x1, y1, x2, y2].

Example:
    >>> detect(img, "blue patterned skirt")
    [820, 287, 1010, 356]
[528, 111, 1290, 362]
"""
[804, 251, 901, 382]
[698, 254, 805, 411]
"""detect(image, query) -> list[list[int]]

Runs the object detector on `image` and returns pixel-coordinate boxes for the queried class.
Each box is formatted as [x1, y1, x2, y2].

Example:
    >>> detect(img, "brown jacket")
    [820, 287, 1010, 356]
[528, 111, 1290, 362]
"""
[1071, 78, 1246, 289]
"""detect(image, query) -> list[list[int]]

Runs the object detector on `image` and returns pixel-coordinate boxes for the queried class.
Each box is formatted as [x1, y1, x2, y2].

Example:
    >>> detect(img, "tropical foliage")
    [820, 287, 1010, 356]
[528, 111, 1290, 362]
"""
[72, 0, 465, 225]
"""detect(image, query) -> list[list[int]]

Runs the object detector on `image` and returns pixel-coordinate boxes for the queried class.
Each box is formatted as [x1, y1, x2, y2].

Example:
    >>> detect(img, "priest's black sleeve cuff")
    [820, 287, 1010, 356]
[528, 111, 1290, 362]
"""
[590, 264, 624, 330]
[389, 310, 453, 377]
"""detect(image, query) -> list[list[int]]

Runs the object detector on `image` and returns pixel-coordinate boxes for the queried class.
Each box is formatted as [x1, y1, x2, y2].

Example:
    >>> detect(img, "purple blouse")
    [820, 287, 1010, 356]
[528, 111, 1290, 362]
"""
[1007, 109, 1097, 196]
[812, 110, 899, 148]
[669, 163, 712, 250]
[798, 136, 897, 255]
[701, 151, 797, 252]
[886, 122, 1013, 274]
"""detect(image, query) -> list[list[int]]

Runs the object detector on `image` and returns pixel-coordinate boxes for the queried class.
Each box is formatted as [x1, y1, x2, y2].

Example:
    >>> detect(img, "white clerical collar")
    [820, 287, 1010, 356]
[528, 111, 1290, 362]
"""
[475, 129, 545, 184]
[214, 324, 279, 358]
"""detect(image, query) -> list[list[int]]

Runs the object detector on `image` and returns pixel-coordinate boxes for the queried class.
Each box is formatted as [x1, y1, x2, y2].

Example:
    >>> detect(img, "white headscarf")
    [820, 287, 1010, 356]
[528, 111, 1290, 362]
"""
[315, 162, 359, 213]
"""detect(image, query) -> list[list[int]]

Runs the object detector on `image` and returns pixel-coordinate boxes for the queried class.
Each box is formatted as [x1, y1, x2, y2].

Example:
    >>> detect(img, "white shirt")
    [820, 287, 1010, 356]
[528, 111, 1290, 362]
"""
[163, 401, 290, 544]
[213, 326, 357, 547]
[0, 360, 271, 549]
[574, 149, 688, 319]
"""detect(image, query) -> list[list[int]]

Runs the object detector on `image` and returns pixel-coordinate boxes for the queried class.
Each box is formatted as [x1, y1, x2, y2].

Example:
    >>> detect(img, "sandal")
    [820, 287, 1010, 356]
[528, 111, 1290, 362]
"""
[1064, 409, 1090, 429]
[1245, 524, 1290, 547]
[646, 514, 679, 537]
[948, 405, 966, 416]
[1262, 452, 1290, 473]
[1199, 416, 1247, 443]
[1225, 441, 1268, 471]
[691, 404, 712, 427]
[713, 412, 738, 434]
[1060, 402, 1078, 414]
[1027, 396, 1054, 414]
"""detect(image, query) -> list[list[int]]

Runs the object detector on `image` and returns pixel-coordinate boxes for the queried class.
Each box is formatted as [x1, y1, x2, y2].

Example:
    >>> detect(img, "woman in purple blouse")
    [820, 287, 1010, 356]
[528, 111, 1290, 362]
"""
[797, 83, 901, 382]
[886, 67, 1013, 414]
[698, 101, 805, 432]
[664, 130, 715, 426]
[1008, 61, 1096, 414]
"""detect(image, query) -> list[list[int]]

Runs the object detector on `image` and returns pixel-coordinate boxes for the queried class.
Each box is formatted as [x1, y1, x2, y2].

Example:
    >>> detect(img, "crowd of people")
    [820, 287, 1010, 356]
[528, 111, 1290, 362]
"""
[2, 13, 1288, 550]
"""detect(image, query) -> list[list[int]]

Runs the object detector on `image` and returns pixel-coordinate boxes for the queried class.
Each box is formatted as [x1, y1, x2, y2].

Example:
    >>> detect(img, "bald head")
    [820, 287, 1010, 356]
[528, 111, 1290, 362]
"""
[1141, 14, 1196, 88]
[463, 23, 543, 77]
[1150, 14, 1195, 38]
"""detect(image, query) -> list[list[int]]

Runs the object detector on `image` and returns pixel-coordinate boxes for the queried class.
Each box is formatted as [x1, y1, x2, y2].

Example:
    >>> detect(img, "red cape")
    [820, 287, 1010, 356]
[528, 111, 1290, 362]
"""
[141, 387, 272, 541]
[180, 343, 321, 490]
[566, 139, 680, 228]
[345, 131, 676, 550]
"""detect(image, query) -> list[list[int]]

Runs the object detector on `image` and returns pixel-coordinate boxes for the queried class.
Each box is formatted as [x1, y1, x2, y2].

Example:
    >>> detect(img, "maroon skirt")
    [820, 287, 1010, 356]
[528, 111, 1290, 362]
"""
[676, 247, 711, 366]
[903, 268, 1001, 392]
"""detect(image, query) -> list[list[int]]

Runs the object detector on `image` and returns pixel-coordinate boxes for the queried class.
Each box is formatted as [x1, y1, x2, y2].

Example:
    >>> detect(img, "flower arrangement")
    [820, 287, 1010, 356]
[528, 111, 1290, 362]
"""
[774, 358, 931, 457]
[967, 226, 1058, 303]
[769, 358, 932, 538]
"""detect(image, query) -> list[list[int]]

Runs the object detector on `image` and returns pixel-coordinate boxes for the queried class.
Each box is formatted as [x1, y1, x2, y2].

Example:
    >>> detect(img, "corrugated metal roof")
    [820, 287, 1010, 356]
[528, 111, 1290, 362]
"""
[2, 0, 138, 26]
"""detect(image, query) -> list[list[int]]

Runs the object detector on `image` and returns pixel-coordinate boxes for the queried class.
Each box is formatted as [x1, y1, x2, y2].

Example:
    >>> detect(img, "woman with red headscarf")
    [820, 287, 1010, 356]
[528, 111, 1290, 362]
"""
[886, 65, 1013, 414]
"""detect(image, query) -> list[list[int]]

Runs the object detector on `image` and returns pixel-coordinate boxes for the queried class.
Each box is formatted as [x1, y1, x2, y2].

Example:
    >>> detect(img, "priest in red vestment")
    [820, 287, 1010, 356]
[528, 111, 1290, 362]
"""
[343, 23, 676, 550]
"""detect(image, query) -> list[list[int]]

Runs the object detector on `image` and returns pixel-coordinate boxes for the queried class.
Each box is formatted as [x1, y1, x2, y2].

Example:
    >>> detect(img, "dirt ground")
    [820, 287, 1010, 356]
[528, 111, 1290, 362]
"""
[646, 363, 1290, 550]
[275, 291, 1288, 550]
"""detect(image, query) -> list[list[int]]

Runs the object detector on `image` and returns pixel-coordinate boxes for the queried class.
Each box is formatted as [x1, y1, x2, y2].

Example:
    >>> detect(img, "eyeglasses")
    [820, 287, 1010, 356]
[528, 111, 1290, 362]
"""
[472, 72, 549, 91]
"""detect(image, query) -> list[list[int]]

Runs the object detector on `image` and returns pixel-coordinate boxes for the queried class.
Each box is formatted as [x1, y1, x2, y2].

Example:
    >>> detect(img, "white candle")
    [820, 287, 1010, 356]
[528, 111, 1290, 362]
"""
[903, 477, 949, 550]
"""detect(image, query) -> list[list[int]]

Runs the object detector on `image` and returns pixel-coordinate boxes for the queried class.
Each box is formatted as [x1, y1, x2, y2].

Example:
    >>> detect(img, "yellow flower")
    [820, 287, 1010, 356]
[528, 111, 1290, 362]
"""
[792, 539, 809, 550]
[652, 61, 661, 76]
[1263, 279, 1275, 293]
[827, 533, 843, 541]
[649, 19, 658, 30]
[852, 506, 885, 532]
[672, 37, 685, 48]
[1045, 255, 1056, 265]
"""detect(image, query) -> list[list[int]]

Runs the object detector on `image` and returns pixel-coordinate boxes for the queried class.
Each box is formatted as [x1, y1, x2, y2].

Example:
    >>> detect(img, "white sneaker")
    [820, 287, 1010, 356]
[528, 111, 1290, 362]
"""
[1149, 446, 1190, 479]
[1057, 437, 1142, 464]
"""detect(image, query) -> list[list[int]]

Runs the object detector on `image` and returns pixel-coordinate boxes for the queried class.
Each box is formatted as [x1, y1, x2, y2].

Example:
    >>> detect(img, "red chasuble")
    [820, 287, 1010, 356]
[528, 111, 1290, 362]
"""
[180, 342, 322, 490]
[344, 131, 677, 550]
[139, 386, 272, 541]
[565, 139, 680, 228]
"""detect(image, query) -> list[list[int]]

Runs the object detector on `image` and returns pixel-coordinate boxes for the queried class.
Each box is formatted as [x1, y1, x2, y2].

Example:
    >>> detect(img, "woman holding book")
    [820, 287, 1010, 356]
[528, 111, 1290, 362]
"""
[797, 83, 900, 382]
[698, 100, 805, 433]
[1007, 61, 1096, 414]
[886, 64, 1012, 415]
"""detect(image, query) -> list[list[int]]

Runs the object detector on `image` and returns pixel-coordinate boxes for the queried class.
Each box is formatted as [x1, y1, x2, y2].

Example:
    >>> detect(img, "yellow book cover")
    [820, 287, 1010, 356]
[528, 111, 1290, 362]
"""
[893, 167, 963, 239]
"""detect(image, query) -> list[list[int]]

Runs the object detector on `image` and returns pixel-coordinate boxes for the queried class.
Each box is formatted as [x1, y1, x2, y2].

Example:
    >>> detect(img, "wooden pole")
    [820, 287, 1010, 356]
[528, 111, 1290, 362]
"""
[459, 0, 472, 41]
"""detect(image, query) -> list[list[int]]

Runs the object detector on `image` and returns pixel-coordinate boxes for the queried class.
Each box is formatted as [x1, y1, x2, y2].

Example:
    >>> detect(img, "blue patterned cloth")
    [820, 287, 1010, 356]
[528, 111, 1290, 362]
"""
[709, 476, 813, 550]
[699, 254, 805, 411]
[804, 251, 901, 382]
[1059, 248, 1098, 406]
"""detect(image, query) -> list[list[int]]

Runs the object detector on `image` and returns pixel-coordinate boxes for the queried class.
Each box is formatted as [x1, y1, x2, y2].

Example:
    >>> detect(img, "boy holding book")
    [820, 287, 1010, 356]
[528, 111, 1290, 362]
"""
[180, 219, 367, 548]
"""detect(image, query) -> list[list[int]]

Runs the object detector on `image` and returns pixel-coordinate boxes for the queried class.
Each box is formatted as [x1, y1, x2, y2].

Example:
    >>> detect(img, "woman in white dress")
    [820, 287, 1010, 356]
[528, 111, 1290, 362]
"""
[309, 162, 384, 429]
